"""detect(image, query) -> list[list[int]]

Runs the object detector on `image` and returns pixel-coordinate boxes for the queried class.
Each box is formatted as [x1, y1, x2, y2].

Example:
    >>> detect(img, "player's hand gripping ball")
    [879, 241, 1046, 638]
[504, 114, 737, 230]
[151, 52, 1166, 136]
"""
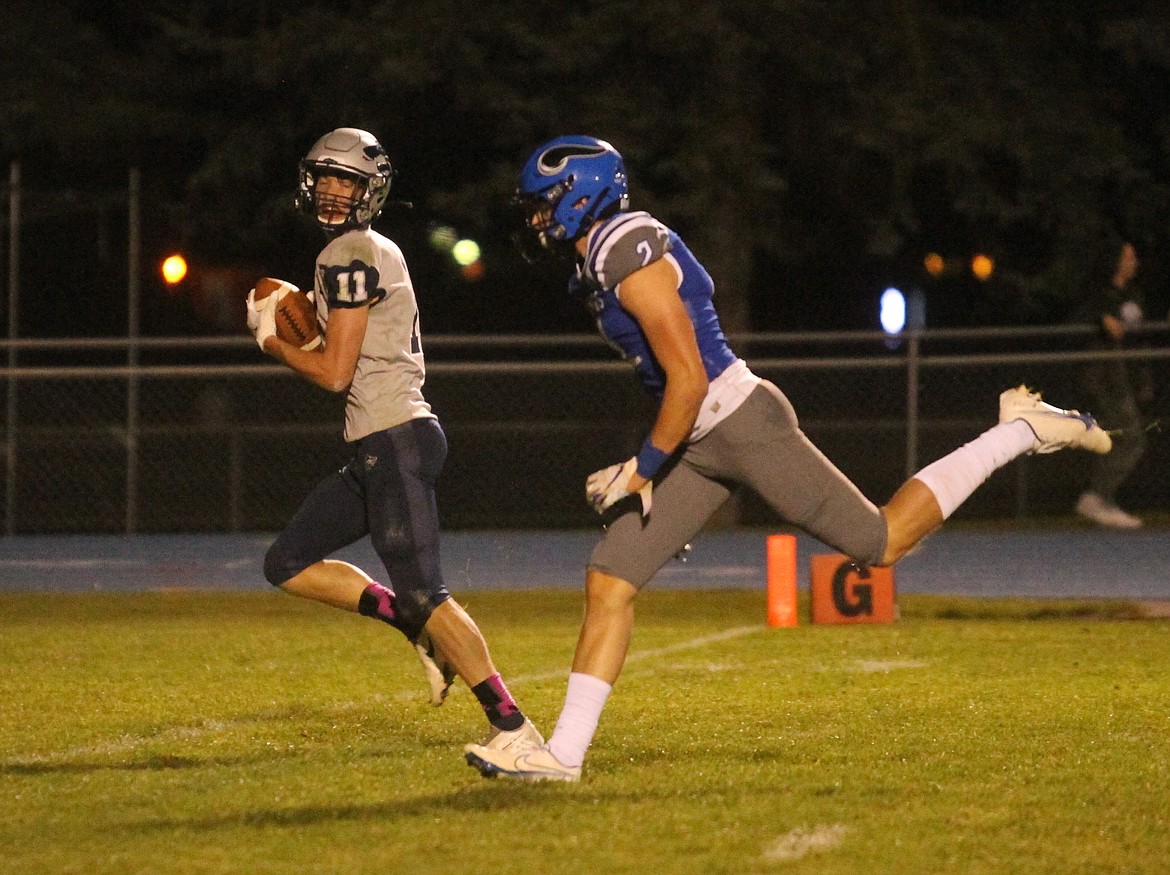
[246, 278, 322, 351]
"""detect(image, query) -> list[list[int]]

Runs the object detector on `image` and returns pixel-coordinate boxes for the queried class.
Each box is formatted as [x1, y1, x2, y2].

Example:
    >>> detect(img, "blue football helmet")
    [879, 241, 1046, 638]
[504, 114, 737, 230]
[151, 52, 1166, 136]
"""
[514, 135, 629, 260]
[296, 128, 394, 235]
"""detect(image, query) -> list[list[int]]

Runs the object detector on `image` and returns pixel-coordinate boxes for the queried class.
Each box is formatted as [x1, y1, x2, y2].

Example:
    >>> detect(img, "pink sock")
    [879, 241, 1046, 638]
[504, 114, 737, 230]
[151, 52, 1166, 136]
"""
[471, 673, 523, 731]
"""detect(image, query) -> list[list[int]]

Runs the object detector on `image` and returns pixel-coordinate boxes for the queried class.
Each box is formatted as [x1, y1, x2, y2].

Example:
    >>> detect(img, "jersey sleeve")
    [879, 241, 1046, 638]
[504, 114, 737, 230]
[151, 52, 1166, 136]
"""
[590, 213, 673, 290]
[320, 259, 387, 309]
[316, 233, 393, 309]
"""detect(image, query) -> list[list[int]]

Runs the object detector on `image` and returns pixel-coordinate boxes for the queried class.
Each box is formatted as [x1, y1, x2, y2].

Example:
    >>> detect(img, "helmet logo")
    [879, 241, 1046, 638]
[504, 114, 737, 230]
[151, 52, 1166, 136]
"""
[538, 144, 609, 175]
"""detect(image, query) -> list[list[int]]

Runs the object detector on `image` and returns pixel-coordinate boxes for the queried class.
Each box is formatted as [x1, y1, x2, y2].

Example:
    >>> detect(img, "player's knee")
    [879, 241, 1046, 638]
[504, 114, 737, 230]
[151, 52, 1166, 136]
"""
[804, 506, 886, 568]
[394, 588, 450, 641]
[263, 541, 309, 588]
[371, 527, 449, 639]
[585, 567, 639, 610]
[587, 542, 658, 590]
[856, 531, 890, 568]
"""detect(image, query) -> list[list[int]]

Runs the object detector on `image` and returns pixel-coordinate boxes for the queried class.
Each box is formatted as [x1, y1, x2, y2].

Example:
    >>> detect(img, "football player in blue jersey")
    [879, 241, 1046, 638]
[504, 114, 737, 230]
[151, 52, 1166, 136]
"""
[463, 135, 1113, 782]
[248, 128, 542, 758]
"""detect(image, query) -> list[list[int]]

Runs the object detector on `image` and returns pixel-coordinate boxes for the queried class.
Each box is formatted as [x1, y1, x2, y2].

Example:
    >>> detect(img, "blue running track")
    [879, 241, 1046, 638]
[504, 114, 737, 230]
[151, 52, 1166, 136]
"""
[1, 526, 1167, 600]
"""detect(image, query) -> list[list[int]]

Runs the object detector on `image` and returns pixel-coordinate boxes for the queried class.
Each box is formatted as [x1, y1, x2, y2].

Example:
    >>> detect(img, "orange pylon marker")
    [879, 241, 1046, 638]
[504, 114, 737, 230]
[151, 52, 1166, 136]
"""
[766, 534, 798, 627]
[809, 555, 896, 624]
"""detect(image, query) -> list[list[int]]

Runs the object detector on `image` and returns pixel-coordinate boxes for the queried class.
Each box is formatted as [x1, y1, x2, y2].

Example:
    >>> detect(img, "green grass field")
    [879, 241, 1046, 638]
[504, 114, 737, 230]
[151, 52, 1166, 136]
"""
[2, 589, 1167, 874]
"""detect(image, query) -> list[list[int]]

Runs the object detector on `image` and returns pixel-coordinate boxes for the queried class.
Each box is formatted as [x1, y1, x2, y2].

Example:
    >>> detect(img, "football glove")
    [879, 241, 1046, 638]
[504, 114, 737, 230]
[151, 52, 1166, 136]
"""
[586, 457, 653, 519]
[245, 282, 291, 350]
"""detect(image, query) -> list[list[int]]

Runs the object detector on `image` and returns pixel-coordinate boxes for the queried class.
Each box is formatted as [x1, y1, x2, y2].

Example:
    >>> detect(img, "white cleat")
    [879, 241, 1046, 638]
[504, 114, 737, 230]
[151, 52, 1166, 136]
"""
[464, 743, 581, 783]
[467, 717, 545, 754]
[413, 630, 457, 706]
[998, 386, 1112, 455]
[1075, 492, 1143, 530]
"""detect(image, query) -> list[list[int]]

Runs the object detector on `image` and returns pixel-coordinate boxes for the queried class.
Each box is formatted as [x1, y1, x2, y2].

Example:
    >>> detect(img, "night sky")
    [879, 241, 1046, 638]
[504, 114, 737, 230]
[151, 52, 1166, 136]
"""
[3, 2, 1169, 340]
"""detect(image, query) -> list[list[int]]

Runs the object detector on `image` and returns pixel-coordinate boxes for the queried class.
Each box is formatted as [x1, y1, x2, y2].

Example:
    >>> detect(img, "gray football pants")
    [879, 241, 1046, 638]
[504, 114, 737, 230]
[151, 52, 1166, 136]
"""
[589, 381, 889, 588]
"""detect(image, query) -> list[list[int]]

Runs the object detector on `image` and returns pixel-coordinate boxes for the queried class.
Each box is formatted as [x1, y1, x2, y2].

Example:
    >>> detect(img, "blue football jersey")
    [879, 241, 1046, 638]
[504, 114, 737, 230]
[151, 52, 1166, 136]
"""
[570, 211, 736, 399]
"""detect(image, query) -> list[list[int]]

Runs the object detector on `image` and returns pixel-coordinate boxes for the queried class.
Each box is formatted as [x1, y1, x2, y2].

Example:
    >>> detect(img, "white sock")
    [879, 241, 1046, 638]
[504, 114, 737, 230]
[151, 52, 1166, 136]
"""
[912, 420, 1034, 519]
[547, 672, 613, 768]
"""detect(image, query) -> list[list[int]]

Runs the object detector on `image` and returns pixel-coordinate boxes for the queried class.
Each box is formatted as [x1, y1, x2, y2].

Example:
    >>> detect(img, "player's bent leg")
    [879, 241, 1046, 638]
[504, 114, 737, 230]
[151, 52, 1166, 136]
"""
[363, 422, 535, 726]
[278, 559, 373, 610]
[266, 429, 457, 705]
[278, 560, 417, 642]
[709, 381, 888, 567]
[264, 465, 369, 588]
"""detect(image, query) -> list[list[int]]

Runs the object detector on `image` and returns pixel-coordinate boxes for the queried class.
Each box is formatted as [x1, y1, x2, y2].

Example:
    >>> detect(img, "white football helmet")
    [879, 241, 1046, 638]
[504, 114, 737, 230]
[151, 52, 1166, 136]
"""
[296, 128, 394, 233]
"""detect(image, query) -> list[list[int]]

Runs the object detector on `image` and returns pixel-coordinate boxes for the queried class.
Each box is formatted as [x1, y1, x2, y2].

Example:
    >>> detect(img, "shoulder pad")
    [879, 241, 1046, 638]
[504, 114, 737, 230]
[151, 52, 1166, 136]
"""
[587, 212, 672, 290]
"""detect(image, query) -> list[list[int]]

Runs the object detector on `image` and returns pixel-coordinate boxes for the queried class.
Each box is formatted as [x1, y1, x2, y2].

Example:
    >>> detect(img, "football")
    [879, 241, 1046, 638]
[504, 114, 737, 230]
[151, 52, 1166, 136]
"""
[252, 277, 322, 350]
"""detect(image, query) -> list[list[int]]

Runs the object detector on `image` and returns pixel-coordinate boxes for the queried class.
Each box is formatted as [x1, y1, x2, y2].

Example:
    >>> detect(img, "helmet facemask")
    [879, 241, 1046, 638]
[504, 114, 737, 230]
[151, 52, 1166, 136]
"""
[513, 180, 580, 263]
[306, 168, 368, 229]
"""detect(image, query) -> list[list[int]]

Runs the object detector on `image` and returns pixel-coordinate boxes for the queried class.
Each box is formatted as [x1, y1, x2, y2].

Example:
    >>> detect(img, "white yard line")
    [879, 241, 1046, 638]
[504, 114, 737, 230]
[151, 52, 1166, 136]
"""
[762, 824, 851, 862]
[4, 625, 767, 767]
[508, 624, 766, 684]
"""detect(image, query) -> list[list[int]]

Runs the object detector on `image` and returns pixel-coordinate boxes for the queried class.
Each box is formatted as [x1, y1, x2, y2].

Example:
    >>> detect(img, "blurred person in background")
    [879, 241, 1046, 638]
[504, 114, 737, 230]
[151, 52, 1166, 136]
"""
[1071, 238, 1150, 529]
[463, 135, 1114, 783]
[247, 127, 542, 757]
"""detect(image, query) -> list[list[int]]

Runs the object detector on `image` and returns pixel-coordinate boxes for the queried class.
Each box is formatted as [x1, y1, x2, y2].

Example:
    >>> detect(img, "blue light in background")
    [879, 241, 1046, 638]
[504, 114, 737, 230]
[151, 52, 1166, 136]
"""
[880, 287, 906, 334]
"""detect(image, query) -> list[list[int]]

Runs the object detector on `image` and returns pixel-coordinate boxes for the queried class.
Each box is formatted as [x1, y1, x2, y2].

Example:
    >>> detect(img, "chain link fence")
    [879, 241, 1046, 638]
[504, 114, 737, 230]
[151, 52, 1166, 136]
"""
[3, 330, 1168, 534]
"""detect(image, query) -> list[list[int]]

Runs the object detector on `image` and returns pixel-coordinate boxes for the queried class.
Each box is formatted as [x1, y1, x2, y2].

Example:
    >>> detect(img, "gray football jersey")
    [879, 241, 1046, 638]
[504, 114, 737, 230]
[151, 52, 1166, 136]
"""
[313, 228, 434, 441]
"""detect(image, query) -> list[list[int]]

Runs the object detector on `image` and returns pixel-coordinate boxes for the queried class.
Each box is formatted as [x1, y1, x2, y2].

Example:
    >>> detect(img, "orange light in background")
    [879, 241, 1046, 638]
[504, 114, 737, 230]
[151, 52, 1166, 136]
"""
[161, 254, 188, 284]
[971, 253, 994, 281]
[923, 252, 945, 278]
[459, 259, 486, 282]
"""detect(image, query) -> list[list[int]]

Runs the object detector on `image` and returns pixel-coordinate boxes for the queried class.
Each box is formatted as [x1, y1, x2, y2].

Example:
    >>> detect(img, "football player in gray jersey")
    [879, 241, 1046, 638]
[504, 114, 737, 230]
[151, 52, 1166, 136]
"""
[247, 128, 542, 757]
[464, 135, 1113, 783]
